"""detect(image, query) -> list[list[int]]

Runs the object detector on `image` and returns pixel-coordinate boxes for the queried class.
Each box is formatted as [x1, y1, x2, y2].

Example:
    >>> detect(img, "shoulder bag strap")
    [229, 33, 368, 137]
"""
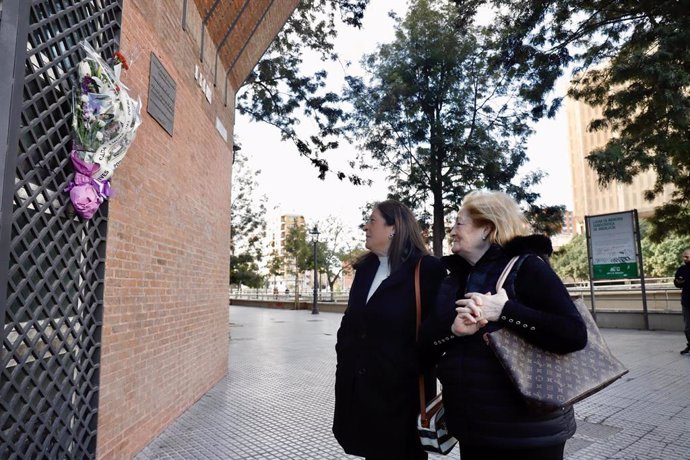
[496, 256, 520, 292]
[414, 258, 430, 426]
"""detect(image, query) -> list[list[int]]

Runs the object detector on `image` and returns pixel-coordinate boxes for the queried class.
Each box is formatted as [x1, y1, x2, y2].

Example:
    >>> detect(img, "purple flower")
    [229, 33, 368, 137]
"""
[87, 96, 102, 118]
[69, 180, 102, 219]
[81, 75, 97, 93]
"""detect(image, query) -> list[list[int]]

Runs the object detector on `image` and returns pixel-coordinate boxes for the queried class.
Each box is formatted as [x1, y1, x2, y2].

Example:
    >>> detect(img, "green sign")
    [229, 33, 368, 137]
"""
[592, 262, 638, 279]
[586, 211, 639, 280]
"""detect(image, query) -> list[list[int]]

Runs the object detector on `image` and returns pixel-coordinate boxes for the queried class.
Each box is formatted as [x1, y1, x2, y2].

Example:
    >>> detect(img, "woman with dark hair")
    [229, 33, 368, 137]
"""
[333, 200, 446, 460]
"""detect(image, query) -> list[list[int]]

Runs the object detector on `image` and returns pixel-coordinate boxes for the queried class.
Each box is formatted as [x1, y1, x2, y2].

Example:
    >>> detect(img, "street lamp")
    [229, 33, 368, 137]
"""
[310, 225, 320, 315]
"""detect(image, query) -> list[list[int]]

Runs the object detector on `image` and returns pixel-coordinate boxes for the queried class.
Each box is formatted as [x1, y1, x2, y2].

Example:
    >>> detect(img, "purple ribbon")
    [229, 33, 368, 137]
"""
[65, 150, 112, 218]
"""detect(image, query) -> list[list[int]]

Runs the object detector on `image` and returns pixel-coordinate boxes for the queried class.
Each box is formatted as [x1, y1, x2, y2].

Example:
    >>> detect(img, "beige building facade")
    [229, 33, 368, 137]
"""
[566, 96, 674, 233]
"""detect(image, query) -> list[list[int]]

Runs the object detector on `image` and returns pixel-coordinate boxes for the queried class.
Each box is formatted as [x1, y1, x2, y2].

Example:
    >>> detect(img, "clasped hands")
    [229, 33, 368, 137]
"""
[451, 289, 508, 336]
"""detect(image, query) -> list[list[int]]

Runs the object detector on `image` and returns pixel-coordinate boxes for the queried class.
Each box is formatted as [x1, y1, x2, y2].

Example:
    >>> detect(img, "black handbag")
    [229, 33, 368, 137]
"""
[484, 256, 629, 411]
[414, 260, 458, 454]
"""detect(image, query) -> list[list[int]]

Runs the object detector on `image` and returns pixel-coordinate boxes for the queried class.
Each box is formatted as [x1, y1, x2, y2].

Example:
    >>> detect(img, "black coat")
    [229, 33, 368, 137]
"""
[423, 235, 588, 449]
[333, 252, 446, 458]
[674, 262, 690, 307]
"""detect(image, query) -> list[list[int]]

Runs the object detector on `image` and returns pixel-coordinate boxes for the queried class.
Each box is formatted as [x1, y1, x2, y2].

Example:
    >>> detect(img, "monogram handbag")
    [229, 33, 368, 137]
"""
[414, 260, 458, 454]
[484, 256, 629, 412]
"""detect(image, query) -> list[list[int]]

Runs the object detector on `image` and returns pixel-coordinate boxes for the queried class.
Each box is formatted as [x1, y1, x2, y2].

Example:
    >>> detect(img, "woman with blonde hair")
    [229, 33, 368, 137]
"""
[423, 190, 587, 460]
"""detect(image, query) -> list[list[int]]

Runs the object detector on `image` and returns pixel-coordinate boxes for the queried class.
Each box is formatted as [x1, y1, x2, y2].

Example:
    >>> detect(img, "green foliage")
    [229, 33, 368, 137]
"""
[283, 225, 313, 295]
[452, 0, 690, 235]
[230, 148, 267, 287]
[313, 217, 361, 298]
[267, 249, 284, 285]
[526, 204, 565, 237]
[641, 234, 690, 278]
[551, 234, 589, 283]
[236, 0, 370, 184]
[229, 252, 264, 288]
[346, 0, 545, 255]
[646, 204, 690, 243]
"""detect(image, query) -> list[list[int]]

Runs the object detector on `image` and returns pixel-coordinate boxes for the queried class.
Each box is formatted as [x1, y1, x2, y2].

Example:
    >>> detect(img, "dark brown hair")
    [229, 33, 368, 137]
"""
[359, 200, 429, 273]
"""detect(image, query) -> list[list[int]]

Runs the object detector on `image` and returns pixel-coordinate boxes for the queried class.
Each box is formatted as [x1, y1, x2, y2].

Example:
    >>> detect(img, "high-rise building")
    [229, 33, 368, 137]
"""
[566, 94, 674, 233]
[551, 210, 575, 251]
[280, 214, 306, 253]
[262, 214, 307, 292]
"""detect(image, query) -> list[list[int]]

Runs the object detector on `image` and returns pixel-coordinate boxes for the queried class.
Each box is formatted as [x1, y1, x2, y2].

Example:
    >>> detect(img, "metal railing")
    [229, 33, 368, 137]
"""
[563, 277, 674, 291]
[230, 288, 350, 303]
[229, 278, 682, 313]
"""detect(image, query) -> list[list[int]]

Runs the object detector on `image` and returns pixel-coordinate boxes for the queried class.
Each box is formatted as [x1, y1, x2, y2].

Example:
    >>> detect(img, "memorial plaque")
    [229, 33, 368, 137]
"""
[147, 53, 176, 135]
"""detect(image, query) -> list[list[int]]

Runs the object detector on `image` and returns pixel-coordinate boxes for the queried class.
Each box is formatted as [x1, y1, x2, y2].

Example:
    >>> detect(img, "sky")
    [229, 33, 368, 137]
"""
[233, 1, 573, 238]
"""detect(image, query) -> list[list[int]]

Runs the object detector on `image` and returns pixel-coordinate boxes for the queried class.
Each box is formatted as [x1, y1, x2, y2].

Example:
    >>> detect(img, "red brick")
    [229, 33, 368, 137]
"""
[95, 0, 297, 458]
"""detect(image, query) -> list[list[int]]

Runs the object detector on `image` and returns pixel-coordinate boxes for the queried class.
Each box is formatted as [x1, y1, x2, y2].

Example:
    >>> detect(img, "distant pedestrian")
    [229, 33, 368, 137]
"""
[332, 200, 445, 460]
[674, 248, 690, 355]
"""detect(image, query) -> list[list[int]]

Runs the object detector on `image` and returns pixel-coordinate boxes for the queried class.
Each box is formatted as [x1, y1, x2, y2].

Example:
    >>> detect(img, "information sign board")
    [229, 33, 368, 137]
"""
[586, 211, 638, 279]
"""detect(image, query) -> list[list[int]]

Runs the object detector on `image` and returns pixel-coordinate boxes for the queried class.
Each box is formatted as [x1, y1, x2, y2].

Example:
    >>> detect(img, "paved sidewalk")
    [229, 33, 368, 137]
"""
[135, 306, 690, 460]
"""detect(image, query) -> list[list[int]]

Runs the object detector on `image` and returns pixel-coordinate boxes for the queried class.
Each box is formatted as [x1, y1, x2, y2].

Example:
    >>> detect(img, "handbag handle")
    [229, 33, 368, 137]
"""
[483, 256, 521, 348]
[414, 258, 431, 427]
[496, 256, 520, 292]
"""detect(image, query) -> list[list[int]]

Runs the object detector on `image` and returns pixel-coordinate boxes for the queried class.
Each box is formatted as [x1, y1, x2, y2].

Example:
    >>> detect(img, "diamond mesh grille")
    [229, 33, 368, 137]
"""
[1, 1, 122, 457]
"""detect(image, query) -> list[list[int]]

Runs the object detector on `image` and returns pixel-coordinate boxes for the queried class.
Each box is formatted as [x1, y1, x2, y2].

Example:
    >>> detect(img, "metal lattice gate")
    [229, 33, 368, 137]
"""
[0, 1, 123, 457]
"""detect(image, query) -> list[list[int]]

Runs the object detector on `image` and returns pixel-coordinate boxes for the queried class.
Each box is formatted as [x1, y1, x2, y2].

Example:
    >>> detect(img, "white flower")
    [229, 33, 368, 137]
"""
[98, 120, 106, 127]
[81, 95, 89, 103]
[95, 132, 104, 141]
[78, 62, 91, 78]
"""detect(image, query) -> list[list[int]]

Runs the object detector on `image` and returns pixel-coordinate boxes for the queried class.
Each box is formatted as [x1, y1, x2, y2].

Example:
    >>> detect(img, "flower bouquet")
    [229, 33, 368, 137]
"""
[66, 41, 142, 219]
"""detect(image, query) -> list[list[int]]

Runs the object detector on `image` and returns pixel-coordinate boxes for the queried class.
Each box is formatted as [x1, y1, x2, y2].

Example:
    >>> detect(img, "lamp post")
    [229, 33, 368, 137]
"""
[310, 225, 320, 315]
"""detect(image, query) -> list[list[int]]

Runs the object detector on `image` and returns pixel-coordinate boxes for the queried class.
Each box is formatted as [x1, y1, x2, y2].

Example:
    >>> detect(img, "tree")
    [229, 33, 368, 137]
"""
[230, 148, 267, 287]
[314, 217, 360, 300]
[229, 253, 264, 289]
[452, 0, 690, 239]
[283, 224, 313, 300]
[642, 234, 690, 278]
[267, 248, 284, 290]
[551, 234, 589, 283]
[236, 0, 371, 184]
[527, 204, 565, 237]
[346, 0, 545, 255]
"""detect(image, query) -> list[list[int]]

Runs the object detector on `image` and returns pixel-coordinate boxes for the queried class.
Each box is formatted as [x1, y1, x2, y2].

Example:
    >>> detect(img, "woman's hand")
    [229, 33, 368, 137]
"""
[458, 289, 509, 322]
[451, 304, 488, 336]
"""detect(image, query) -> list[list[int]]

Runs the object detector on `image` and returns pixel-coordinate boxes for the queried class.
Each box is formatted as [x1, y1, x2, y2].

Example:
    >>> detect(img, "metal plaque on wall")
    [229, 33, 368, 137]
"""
[147, 53, 176, 135]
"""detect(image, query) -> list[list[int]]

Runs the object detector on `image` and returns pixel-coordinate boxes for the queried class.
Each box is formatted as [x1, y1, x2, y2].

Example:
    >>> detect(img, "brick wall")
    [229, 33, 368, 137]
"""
[96, 0, 296, 458]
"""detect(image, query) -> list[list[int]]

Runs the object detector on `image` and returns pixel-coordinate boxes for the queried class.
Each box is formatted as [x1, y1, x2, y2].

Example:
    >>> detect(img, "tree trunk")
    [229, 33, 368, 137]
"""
[432, 194, 445, 256]
[429, 106, 445, 257]
[294, 273, 299, 309]
[328, 279, 335, 301]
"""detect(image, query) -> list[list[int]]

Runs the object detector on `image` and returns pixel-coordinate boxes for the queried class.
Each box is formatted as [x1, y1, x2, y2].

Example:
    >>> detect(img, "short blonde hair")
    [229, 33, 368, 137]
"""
[461, 190, 529, 245]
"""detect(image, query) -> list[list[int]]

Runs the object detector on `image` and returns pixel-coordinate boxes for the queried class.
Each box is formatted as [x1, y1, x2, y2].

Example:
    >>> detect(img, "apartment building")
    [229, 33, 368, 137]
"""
[566, 95, 674, 233]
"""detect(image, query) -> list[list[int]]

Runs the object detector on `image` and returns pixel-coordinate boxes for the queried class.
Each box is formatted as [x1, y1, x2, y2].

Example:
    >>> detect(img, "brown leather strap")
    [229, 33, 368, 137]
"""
[414, 258, 430, 427]
[415, 258, 422, 341]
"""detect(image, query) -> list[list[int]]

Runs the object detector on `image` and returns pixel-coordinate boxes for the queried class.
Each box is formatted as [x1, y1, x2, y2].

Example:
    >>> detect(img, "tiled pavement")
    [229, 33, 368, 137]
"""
[135, 306, 690, 460]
